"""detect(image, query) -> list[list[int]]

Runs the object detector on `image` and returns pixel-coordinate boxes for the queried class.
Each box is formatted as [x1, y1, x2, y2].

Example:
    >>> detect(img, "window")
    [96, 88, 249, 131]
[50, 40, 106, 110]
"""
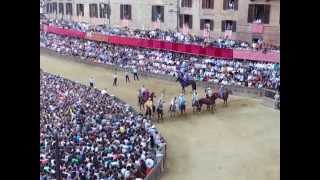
[76, 4, 84, 16]
[58, 3, 64, 15]
[89, 4, 98, 18]
[179, 14, 193, 29]
[223, 0, 238, 10]
[99, 3, 110, 18]
[52, 3, 57, 14]
[221, 20, 236, 32]
[202, 0, 214, 9]
[200, 19, 213, 30]
[66, 3, 73, 16]
[181, 0, 192, 8]
[46, 3, 51, 13]
[248, 4, 270, 24]
[152, 6, 164, 22]
[120, 4, 132, 20]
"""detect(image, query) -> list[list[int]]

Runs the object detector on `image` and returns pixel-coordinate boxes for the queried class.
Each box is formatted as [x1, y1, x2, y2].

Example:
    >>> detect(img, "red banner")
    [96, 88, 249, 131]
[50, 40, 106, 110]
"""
[85, 33, 107, 42]
[251, 23, 264, 34]
[233, 50, 280, 63]
[46, 26, 85, 38]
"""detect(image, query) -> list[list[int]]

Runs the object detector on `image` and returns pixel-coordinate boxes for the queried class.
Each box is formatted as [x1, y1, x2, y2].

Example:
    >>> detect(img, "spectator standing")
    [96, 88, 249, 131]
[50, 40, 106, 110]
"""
[274, 91, 280, 109]
[113, 72, 118, 86]
[89, 77, 95, 88]
[125, 71, 130, 83]
[133, 67, 139, 80]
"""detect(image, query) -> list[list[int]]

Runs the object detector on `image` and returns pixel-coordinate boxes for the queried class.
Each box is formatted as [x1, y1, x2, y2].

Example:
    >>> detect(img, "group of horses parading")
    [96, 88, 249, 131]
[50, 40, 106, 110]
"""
[137, 76, 232, 122]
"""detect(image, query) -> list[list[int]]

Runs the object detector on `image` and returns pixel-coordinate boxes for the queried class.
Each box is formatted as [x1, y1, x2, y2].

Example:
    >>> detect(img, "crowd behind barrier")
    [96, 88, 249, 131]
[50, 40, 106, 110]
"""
[41, 19, 280, 63]
[40, 32, 280, 91]
[40, 71, 167, 179]
[41, 19, 280, 51]
[40, 47, 277, 101]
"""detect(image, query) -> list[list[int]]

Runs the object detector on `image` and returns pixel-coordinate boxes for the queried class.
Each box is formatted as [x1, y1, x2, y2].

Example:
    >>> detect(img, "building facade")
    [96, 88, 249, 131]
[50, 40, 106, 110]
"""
[45, 0, 280, 45]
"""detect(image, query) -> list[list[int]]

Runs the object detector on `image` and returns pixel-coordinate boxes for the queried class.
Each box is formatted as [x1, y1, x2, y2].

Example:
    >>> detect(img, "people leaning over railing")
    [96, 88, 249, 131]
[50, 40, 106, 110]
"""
[40, 31, 280, 91]
[42, 19, 280, 52]
[40, 71, 166, 179]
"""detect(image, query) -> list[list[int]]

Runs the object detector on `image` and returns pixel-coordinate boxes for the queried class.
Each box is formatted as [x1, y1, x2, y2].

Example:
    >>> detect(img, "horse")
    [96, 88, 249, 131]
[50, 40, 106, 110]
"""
[138, 90, 156, 111]
[176, 75, 196, 94]
[197, 95, 216, 112]
[213, 88, 232, 106]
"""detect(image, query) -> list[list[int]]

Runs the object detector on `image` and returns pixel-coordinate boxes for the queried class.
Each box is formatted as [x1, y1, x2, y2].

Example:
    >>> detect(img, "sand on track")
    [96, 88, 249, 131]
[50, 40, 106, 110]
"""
[40, 52, 280, 180]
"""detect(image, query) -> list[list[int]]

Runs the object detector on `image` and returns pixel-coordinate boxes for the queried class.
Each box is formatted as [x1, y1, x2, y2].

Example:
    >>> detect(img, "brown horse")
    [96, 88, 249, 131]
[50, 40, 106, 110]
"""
[213, 89, 232, 106]
[197, 95, 216, 112]
[138, 91, 156, 111]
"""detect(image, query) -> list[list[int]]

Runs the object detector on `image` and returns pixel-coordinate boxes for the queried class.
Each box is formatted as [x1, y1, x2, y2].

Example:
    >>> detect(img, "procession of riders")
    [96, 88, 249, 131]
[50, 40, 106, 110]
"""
[138, 84, 231, 122]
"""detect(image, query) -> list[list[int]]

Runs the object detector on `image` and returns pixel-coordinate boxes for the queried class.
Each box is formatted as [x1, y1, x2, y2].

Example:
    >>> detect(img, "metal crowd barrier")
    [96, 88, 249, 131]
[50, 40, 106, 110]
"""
[144, 144, 167, 180]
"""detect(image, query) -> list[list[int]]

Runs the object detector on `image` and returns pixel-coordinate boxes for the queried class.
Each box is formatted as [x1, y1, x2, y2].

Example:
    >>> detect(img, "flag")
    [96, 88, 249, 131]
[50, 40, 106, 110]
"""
[203, 23, 210, 38]
[182, 23, 189, 35]
[224, 30, 232, 39]
[121, 18, 129, 28]
[152, 17, 161, 30]
[251, 23, 264, 33]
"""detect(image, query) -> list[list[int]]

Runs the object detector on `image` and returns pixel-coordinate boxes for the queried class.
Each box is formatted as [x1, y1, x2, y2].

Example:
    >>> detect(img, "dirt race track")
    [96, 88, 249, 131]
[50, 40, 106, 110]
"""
[40, 52, 280, 180]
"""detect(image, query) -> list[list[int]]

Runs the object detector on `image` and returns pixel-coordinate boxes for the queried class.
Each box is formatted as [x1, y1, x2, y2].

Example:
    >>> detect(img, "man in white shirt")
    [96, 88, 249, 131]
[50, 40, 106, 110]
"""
[133, 67, 139, 80]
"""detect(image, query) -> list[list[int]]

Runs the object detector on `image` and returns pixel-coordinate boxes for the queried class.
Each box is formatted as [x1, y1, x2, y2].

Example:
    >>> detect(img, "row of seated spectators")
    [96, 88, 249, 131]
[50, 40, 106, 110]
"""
[40, 32, 280, 91]
[40, 70, 166, 179]
[42, 19, 280, 52]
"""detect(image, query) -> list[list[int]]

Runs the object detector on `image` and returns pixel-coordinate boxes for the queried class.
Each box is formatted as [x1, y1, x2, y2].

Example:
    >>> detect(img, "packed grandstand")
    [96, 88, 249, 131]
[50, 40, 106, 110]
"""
[40, 70, 166, 179]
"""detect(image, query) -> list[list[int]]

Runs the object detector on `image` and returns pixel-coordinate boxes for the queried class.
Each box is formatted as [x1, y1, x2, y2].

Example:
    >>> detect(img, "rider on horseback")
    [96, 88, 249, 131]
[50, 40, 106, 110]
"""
[144, 97, 153, 118]
[206, 87, 213, 98]
[219, 85, 225, 97]
[141, 85, 146, 94]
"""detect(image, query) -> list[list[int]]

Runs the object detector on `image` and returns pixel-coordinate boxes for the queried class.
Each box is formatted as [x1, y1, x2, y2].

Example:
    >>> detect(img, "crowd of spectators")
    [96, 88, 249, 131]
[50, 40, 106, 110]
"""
[40, 32, 280, 91]
[40, 70, 166, 179]
[42, 19, 280, 52]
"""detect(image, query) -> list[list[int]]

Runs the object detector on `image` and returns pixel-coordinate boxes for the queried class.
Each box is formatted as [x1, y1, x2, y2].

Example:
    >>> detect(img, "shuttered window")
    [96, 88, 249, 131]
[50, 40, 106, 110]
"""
[100, 3, 110, 18]
[120, 4, 132, 20]
[200, 19, 214, 30]
[52, 3, 57, 14]
[247, 4, 271, 24]
[89, 4, 98, 18]
[223, 0, 238, 10]
[221, 20, 236, 32]
[181, 0, 192, 8]
[58, 3, 64, 15]
[202, 0, 214, 9]
[76, 4, 84, 16]
[152, 6, 164, 22]
[179, 14, 193, 29]
[66, 3, 73, 16]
